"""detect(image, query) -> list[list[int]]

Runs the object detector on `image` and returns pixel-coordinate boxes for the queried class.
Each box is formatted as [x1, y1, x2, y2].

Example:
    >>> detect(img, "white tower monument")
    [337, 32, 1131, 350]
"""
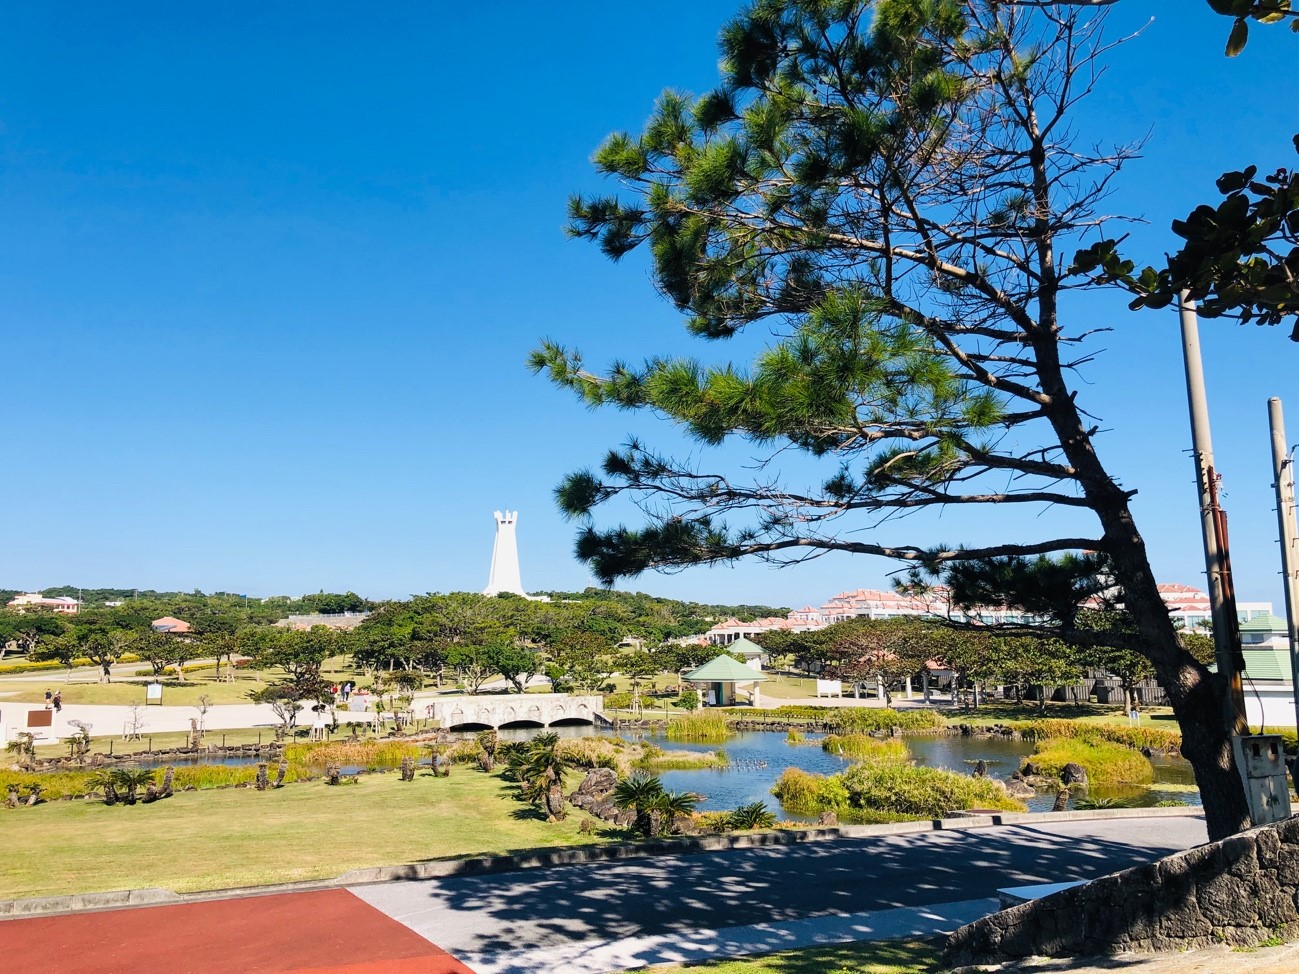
[483, 510, 526, 597]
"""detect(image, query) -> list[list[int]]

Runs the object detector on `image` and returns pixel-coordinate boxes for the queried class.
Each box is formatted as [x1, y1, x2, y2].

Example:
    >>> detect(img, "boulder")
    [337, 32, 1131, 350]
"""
[1060, 762, 1088, 787]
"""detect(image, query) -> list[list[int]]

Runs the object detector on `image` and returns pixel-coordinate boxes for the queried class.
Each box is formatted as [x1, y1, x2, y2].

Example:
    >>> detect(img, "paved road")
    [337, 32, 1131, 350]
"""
[352, 815, 1209, 967]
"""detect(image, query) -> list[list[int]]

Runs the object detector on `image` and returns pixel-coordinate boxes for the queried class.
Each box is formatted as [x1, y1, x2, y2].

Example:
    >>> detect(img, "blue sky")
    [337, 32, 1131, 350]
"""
[1, 1, 1295, 610]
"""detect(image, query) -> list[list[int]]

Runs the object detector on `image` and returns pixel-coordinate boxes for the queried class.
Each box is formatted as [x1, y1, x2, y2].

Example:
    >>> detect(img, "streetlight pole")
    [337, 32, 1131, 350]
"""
[1178, 293, 1248, 738]
[1267, 398, 1299, 784]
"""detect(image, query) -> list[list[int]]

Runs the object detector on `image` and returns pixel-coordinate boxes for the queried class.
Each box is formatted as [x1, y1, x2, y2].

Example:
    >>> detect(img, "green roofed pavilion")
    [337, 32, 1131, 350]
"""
[684, 653, 768, 707]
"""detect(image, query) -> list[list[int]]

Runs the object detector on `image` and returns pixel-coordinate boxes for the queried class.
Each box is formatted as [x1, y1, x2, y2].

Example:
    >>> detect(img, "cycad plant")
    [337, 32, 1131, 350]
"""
[520, 732, 571, 820]
[729, 801, 776, 831]
[88, 768, 157, 806]
[613, 774, 666, 838]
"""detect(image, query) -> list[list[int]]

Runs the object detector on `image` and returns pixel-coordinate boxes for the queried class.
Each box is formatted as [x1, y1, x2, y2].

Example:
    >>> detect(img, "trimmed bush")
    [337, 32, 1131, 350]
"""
[1025, 738, 1155, 785]
[819, 734, 910, 764]
[0, 653, 142, 675]
[602, 691, 633, 710]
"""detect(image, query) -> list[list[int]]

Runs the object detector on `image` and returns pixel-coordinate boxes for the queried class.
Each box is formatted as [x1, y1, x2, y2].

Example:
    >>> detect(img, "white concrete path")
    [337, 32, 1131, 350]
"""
[455, 897, 995, 974]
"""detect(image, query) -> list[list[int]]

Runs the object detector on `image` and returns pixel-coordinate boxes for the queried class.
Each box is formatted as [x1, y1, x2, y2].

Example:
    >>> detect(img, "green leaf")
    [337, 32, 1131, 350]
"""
[1225, 17, 1249, 56]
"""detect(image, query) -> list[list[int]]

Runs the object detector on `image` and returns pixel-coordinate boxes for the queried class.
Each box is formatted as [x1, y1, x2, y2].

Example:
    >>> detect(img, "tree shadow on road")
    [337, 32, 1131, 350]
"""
[354, 817, 1209, 970]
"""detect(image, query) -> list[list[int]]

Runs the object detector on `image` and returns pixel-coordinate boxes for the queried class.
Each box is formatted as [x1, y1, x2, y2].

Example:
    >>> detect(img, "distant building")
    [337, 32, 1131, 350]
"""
[151, 616, 192, 634]
[1156, 582, 1272, 631]
[765, 581, 1274, 639]
[6, 592, 79, 615]
[275, 612, 371, 631]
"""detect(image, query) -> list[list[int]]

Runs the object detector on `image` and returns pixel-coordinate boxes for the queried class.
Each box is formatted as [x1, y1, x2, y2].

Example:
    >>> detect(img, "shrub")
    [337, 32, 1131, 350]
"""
[602, 691, 633, 710]
[284, 740, 422, 770]
[557, 737, 631, 775]
[0, 653, 143, 674]
[0, 660, 63, 675]
[773, 764, 1025, 819]
[819, 734, 909, 764]
[636, 747, 728, 771]
[1026, 719, 1182, 753]
[1026, 738, 1155, 785]
[785, 730, 805, 744]
[729, 801, 776, 830]
[771, 767, 852, 813]
[676, 689, 700, 711]
[0, 770, 96, 801]
[665, 711, 732, 743]
[838, 763, 1026, 816]
[832, 708, 946, 734]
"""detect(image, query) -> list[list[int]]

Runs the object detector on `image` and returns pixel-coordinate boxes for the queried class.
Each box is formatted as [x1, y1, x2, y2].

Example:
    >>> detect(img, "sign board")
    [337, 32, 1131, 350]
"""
[27, 708, 54, 727]
[145, 683, 163, 705]
[815, 679, 843, 698]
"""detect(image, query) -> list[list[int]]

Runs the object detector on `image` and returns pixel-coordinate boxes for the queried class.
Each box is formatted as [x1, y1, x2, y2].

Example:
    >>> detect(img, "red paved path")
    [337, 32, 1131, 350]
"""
[0, 889, 475, 974]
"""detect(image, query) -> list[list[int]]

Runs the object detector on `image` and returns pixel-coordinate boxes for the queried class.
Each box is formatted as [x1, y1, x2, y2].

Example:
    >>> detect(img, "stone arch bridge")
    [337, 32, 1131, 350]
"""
[423, 694, 602, 731]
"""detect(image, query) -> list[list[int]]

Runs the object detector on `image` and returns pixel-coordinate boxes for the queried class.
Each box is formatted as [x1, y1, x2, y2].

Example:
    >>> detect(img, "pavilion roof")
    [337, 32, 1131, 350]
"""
[684, 654, 769, 683]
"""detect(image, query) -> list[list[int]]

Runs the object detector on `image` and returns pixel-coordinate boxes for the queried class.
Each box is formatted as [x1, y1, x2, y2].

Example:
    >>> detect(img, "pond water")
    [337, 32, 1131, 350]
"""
[117, 726, 1201, 817]
[625, 730, 1202, 819]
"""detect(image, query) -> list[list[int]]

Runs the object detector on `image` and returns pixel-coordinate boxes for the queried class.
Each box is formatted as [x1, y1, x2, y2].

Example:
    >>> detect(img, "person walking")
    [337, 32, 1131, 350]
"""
[52, 690, 62, 713]
[43, 689, 53, 709]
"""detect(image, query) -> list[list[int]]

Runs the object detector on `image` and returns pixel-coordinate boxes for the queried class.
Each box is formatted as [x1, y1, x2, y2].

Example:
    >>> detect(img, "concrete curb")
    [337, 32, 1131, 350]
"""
[0, 807, 1204, 919]
[0, 887, 181, 918]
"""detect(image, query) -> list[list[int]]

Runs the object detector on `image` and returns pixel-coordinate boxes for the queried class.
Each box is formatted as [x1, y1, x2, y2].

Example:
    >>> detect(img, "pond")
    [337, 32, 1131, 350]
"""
[118, 726, 1201, 817]
[623, 729, 1201, 819]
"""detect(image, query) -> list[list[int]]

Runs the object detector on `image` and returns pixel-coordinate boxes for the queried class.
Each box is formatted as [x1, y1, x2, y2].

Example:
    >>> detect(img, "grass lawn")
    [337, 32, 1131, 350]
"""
[1, 769, 604, 899]
[31, 725, 282, 760]
[944, 701, 1177, 727]
[626, 939, 941, 973]
[0, 673, 270, 707]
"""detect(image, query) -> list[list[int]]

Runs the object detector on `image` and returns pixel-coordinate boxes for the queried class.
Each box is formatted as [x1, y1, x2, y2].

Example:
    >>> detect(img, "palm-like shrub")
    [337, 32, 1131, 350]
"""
[89, 768, 156, 805]
[613, 774, 666, 837]
[729, 801, 776, 831]
[520, 732, 571, 820]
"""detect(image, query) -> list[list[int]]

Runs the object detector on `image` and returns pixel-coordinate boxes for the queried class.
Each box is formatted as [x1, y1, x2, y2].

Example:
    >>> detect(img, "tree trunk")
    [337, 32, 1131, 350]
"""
[1036, 354, 1251, 838]
[100, 662, 111, 684]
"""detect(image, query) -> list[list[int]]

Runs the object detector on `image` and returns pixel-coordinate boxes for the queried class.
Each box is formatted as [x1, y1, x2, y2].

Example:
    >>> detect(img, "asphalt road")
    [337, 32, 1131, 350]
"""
[351, 815, 1209, 960]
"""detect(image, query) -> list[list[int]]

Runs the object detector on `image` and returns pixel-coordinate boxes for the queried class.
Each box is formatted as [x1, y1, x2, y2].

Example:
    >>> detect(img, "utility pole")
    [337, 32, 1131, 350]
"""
[1267, 398, 1299, 783]
[1178, 294, 1248, 737]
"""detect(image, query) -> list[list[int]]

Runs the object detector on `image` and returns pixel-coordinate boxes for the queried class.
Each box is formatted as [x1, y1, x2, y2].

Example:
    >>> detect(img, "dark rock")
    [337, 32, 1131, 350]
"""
[1060, 762, 1088, 787]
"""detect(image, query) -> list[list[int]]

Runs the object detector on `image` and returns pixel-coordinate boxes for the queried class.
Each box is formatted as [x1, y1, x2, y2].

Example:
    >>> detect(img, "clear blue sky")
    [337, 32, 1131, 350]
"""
[1, 1, 1295, 610]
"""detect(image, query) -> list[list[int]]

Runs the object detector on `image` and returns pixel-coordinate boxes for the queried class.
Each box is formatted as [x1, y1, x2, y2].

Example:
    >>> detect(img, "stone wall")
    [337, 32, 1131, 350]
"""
[946, 816, 1299, 965]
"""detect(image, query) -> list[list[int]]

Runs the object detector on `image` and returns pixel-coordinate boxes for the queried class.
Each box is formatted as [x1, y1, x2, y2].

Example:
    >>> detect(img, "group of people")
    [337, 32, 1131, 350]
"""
[330, 680, 356, 702]
[42, 689, 63, 712]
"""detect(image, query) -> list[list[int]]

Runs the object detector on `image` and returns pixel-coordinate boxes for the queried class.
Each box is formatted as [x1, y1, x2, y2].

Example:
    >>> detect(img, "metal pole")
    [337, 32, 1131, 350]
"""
[1267, 398, 1299, 772]
[1179, 293, 1248, 736]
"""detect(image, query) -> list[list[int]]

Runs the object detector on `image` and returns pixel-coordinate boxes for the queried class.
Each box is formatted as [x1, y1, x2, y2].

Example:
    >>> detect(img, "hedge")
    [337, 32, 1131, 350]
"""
[0, 653, 144, 675]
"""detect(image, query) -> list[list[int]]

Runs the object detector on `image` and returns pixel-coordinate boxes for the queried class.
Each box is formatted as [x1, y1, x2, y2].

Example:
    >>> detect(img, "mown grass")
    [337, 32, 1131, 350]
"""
[0, 673, 268, 707]
[622, 938, 941, 973]
[1, 769, 602, 899]
[1025, 738, 1155, 785]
